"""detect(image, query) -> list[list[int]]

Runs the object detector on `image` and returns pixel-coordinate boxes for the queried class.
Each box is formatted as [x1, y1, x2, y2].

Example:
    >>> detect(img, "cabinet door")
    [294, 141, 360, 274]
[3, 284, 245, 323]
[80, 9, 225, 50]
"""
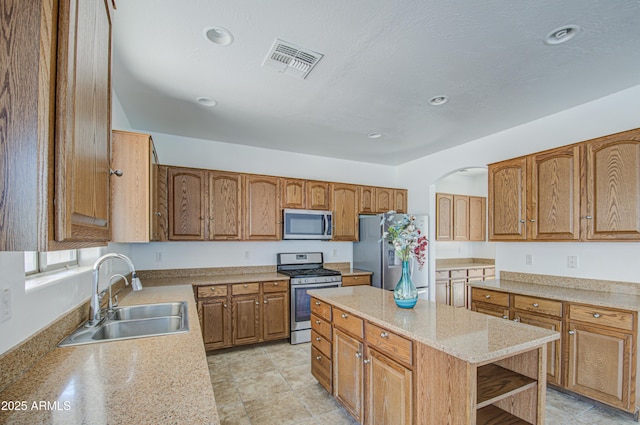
[515, 311, 562, 386]
[453, 195, 470, 241]
[332, 184, 359, 241]
[435, 280, 449, 305]
[55, 0, 112, 243]
[394, 189, 408, 213]
[209, 171, 242, 240]
[529, 145, 581, 240]
[307, 181, 331, 210]
[244, 175, 281, 240]
[232, 295, 261, 345]
[567, 322, 633, 411]
[360, 186, 375, 214]
[375, 188, 393, 213]
[262, 292, 289, 341]
[168, 168, 207, 240]
[469, 196, 486, 241]
[586, 131, 640, 240]
[199, 298, 231, 350]
[282, 178, 305, 209]
[365, 347, 413, 425]
[450, 279, 467, 308]
[488, 157, 527, 240]
[436, 193, 453, 241]
[334, 329, 364, 422]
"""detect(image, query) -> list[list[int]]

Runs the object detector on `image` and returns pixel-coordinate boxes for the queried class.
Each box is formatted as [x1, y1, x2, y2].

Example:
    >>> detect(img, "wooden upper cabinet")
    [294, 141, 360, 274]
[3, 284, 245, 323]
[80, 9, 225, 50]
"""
[332, 184, 359, 241]
[436, 193, 453, 240]
[488, 157, 527, 240]
[469, 196, 486, 241]
[168, 168, 207, 240]
[585, 130, 640, 240]
[529, 145, 581, 240]
[375, 188, 394, 213]
[394, 189, 408, 213]
[244, 175, 281, 240]
[209, 172, 243, 240]
[453, 195, 469, 241]
[111, 131, 159, 242]
[307, 181, 331, 210]
[360, 186, 375, 214]
[282, 178, 306, 209]
[55, 0, 113, 243]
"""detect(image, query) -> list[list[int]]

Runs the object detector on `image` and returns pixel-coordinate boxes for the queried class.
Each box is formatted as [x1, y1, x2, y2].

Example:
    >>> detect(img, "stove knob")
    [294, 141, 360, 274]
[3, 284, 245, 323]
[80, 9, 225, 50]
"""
[303, 279, 309, 284]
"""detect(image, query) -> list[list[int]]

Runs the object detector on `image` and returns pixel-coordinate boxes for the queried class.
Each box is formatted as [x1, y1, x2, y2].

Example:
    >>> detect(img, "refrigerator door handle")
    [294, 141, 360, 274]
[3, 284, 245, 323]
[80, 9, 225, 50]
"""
[417, 288, 428, 294]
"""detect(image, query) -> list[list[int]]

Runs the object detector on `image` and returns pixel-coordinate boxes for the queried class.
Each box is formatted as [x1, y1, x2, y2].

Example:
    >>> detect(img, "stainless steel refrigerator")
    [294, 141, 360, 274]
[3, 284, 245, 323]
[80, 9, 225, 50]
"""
[353, 214, 429, 300]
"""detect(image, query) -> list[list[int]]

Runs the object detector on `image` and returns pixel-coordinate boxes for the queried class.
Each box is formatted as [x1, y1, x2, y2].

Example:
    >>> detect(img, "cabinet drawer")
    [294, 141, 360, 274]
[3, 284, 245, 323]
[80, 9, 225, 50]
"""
[197, 285, 228, 299]
[333, 307, 364, 339]
[569, 304, 634, 331]
[467, 277, 483, 283]
[311, 329, 332, 358]
[471, 288, 509, 307]
[232, 282, 260, 295]
[468, 268, 484, 278]
[365, 322, 413, 367]
[450, 269, 467, 279]
[342, 275, 371, 286]
[435, 270, 449, 280]
[311, 313, 332, 341]
[262, 281, 288, 293]
[311, 345, 332, 393]
[311, 298, 332, 321]
[513, 295, 563, 317]
[484, 267, 496, 277]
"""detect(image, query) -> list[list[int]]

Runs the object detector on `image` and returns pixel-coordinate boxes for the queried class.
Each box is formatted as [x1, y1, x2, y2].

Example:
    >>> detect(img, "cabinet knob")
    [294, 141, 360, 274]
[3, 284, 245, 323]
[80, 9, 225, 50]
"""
[341, 313, 348, 319]
[316, 356, 322, 361]
[532, 303, 539, 307]
[255, 301, 259, 305]
[155, 212, 162, 216]
[380, 332, 388, 338]
[529, 219, 536, 222]
[210, 288, 216, 291]
[363, 359, 371, 364]
[243, 284, 248, 288]
[513, 318, 520, 323]
[315, 301, 321, 306]
[315, 320, 321, 324]
[569, 330, 576, 335]
[223, 304, 227, 308]
[354, 276, 359, 280]
[585, 215, 593, 219]
[315, 337, 321, 341]
[264, 300, 268, 304]
[519, 219, 525, 223]
[485, 294, 491, 299]
[274, 282, 279, 286]
[109, 168, 123, 177]
[355, 352, 362, 358]
[502, 315, 508, 319]
[593, 313, 601, 318]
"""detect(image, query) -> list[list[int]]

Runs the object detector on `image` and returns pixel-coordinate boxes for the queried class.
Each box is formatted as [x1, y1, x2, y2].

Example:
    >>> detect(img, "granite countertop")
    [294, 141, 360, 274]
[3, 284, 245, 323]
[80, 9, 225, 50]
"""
[308, 286, 558, 365]
[436, 263, 496, 271]
[139, 272, 290, 287]
[468, 279, 640, 312]
[0, 285, 219, 425]
[328, 267, 372, 276]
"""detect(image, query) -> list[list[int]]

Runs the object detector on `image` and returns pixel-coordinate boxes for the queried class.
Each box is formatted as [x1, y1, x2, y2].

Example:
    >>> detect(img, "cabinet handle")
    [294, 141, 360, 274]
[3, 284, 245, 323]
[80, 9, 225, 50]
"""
[255, 301, 259, 305]
[569, 330, 576, 335]
[529, 219, 536, 222]
[109, 168, 123, 177]
[363, 359, 371, 364]
[315, 320, 321, 324]
[264, 300, 268, 304]
[513, 318, 520, 323]
[502, 315, 508, 319]
[223, 304, 227, 308]
[210, 288, 216, 291]
[341, 313, 348, 319]
[274, 282, 279, 286]
[519, 219, 525, 223]
[354, 276, 359, 280]
[315, 301, 321, 306]
[243, 284, 248, 288]
[380, 332, 388, 338]
[485, 294, 491, 299]
[316, 356, 322, 361]
[532, 303, 539, 307]
[155, 212, 162, 216]
[585, 215, 593, 219]
[355, 352, 362, 358]
[199, 216, 204, 220]
[315, 337, 321, 341]
[593, 313, 600, 318]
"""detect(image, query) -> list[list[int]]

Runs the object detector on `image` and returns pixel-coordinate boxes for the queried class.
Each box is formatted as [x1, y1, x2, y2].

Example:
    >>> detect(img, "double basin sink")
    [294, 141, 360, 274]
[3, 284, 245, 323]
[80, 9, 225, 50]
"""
[59, 301, 189, 347]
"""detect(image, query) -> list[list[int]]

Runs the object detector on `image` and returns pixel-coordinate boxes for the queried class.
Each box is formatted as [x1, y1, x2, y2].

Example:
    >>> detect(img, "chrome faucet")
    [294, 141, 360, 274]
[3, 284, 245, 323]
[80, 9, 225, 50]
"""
[88, 253, 143, 327]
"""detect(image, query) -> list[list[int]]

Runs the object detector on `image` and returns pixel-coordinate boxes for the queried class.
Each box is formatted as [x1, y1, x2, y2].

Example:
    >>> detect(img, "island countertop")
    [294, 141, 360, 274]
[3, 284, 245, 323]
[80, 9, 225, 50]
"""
[308, 286, 559, 364]
[0, 285, 218, 425]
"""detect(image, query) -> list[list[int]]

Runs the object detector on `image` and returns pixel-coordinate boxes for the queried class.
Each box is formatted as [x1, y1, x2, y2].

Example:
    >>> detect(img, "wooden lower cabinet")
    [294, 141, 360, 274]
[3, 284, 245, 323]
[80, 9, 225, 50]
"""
[232, 294, 261, 345]
[342, 275, 372, 287]
[262, 291, 289, 341]
[334, 329, 364, 422]
[436, 279, 467, 308]
[198, 298, 231, 349]
[366, 347, 413, 425]
[515, 311, 562, 386]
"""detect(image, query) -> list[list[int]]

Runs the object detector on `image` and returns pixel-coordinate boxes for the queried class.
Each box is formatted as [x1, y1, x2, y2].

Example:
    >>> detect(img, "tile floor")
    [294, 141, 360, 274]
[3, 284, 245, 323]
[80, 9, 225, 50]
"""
[207, 341, 637, 425]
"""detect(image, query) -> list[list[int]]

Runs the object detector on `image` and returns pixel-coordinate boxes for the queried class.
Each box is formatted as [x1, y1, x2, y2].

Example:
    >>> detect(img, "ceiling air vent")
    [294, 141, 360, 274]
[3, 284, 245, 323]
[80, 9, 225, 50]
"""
[262, 39, 324, 79]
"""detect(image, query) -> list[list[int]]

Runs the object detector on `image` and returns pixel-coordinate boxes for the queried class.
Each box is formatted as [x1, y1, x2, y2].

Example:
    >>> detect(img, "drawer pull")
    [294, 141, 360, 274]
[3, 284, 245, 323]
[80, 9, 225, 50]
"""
[363, 359, 371, 364]
[316, 355, 322, 361]
[264, 300, 268, 304]
[593, 313, 601, 318]
[223, 304, 227, 308]
[569, 330, 576, 335]
[485, 294, 491, 299]
[210, 288, 216, 291]
[274, 282, 279, 286]
[315, 337, 321, 341]
[315, 301, 321, 306]
[355, 352, 362, 358]
[513, 318, 520, 323]
[315, 320, 321, 324]
[255, 301, 259, 305]
[532, 303, 539, 307]
[341, 313, 348, 319]
[243, 284, 248, 288]
[502, 315, 508, 319]
[380, 332, 389, 338]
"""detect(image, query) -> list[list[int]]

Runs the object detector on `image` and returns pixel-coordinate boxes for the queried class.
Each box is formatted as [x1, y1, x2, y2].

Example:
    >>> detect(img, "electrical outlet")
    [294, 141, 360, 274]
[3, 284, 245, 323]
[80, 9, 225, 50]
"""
[155, 252, 163, 262]
[1, 288, 11, 323]
[525, 254, 533, 265]
[567, 256, 578, 269]
[332, 249, 338, 257]
[244, 251, 250, 259]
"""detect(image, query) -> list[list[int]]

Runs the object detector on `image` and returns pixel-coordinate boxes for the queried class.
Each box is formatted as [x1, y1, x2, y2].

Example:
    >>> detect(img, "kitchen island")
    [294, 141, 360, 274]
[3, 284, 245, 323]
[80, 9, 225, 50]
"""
[308, 286, 559, 425]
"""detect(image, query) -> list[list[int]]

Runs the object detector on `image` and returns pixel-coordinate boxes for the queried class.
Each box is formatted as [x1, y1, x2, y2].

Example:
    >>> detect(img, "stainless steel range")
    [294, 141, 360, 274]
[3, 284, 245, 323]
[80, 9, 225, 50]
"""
[277, 252, 342, 344]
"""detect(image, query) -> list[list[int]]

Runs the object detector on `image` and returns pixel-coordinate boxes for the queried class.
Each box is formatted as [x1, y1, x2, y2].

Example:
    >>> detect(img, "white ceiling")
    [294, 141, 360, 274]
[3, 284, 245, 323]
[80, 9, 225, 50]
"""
[112, 1, 640, 166]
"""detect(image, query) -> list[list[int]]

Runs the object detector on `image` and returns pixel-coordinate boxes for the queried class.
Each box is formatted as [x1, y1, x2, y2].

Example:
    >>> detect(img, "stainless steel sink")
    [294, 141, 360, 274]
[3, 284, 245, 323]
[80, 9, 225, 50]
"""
[58, 301, 189, 347]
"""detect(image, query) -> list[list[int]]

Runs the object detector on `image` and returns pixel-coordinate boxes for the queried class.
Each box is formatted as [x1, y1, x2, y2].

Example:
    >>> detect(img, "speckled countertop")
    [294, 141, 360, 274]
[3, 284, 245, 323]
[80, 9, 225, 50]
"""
[327, 267, 372, 276]
[0, 285, 219, 425]
[308, 286, 558, 365]
[468, 279, 640, 312]
[138, 272, 289, 287]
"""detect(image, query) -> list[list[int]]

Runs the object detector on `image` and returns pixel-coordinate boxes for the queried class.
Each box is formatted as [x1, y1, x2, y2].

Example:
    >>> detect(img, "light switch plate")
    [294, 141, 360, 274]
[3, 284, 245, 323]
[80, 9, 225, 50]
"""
[1, 288, 11, 323]
[567, 256, 578, 269]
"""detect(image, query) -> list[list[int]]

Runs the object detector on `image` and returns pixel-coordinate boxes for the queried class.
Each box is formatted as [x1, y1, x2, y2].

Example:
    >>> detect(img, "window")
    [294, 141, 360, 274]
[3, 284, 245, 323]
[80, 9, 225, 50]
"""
[24, 250, 79, 275]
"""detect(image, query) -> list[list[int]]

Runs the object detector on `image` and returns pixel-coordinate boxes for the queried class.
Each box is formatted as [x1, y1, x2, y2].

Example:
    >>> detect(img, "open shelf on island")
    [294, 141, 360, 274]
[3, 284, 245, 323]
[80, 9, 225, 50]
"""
[477, 404, 531, 425]
[477, 363, 537, 408]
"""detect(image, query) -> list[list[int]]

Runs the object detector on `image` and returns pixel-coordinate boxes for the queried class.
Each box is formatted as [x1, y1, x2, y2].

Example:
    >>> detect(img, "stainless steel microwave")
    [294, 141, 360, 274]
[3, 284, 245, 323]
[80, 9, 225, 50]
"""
[282, 209, 332, 240]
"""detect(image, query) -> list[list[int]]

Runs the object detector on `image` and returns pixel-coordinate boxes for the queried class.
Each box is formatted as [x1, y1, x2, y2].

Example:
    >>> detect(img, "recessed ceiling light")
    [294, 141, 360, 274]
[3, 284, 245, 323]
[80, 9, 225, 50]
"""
[544, 25, 581, 45]
[368, 132, 382, 139]
[197, 97, 217, 107]
[204, 26, 234, 46]
[428, 95, 449, 106]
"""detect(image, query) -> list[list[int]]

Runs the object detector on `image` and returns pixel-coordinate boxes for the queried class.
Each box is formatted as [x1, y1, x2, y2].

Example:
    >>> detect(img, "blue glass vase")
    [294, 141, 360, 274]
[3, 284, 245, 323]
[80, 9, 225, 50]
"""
[394, 261, 418, 308]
